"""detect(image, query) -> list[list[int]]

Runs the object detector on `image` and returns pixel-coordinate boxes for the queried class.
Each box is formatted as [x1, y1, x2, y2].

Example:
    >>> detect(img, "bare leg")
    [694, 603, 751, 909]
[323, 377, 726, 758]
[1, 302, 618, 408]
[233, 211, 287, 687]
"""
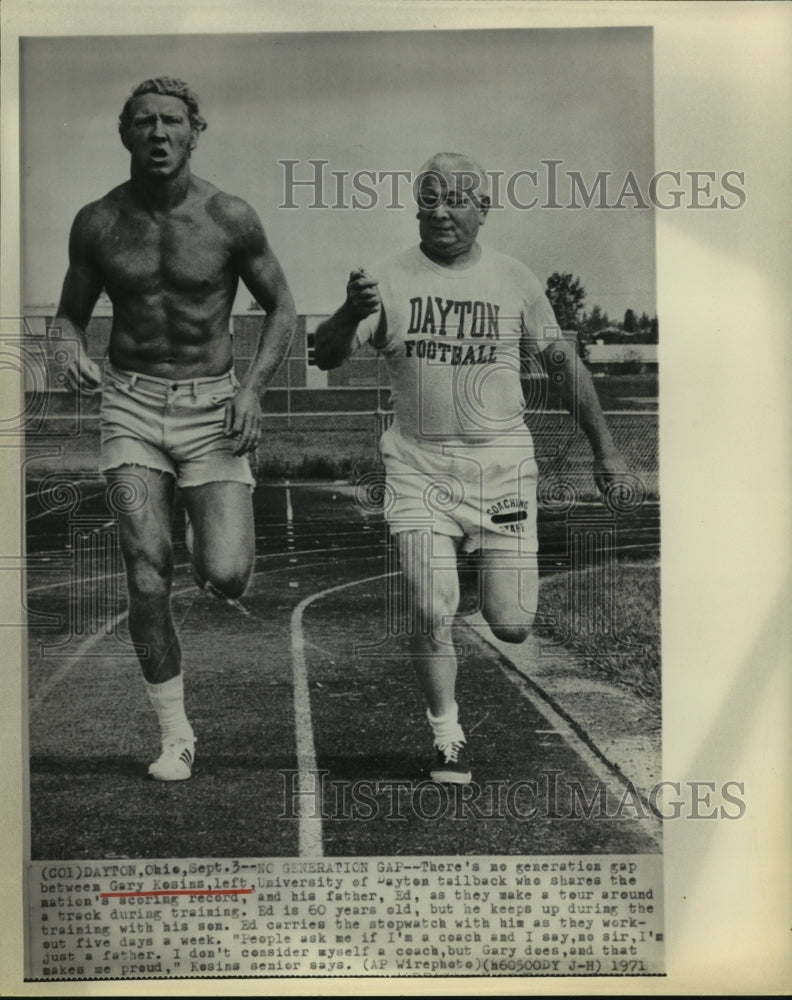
[181, 481, 255, 600]
[109, 466, 181, 683]
[479, 547, 538, 644]
[396, 529, 471, 783]
[396, 529, 460, 717]
[108, 466, 195, 779]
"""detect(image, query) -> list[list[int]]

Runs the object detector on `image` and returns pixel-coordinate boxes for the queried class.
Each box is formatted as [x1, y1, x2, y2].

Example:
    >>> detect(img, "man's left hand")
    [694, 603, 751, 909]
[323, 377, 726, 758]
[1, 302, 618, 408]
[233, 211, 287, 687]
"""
[593, 451, 630, 497]
[224, 386, 263, 456]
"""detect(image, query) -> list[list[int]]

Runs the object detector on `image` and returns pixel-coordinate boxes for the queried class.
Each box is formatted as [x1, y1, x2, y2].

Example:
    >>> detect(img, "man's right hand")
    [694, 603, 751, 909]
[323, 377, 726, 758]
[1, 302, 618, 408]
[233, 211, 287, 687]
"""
[346, 268, 381, 319]
[65, 346, 102, 394]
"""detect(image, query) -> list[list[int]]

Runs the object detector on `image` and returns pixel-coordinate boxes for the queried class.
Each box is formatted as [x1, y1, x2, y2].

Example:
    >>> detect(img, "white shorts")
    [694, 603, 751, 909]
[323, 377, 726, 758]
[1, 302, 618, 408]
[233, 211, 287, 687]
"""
[99, 362, 255, 490]
[379, 424, 538, 554]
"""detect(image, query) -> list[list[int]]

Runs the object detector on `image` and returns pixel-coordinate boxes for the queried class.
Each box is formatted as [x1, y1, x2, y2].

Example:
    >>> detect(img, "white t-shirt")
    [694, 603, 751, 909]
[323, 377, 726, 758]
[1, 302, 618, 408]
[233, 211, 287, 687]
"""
[355, 243, 560, 443]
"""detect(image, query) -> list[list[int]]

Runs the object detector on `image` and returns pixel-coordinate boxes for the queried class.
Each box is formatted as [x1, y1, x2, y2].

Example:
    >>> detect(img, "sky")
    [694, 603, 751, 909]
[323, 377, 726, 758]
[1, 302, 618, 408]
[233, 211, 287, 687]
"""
[20, 28, 655, 320]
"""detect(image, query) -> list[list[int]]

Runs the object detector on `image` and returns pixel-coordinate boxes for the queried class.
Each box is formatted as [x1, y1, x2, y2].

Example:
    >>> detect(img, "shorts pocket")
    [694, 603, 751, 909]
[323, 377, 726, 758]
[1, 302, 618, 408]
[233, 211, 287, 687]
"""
[101, 377, 126, 396]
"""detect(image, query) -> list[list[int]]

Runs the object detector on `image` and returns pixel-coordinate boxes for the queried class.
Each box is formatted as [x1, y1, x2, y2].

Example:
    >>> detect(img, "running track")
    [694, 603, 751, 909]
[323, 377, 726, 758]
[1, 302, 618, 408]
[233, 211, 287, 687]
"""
[25, 480, 661, 859]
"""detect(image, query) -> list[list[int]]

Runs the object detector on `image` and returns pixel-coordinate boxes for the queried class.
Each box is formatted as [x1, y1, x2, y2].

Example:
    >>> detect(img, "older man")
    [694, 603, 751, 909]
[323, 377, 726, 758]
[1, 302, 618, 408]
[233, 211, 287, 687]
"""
[315, 152, 625, 783]
[54, 77, 296, 780]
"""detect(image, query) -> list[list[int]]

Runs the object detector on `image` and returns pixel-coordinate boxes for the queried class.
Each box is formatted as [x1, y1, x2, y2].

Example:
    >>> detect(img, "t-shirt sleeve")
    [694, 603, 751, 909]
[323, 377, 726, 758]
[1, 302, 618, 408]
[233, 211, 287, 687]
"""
[524, 292, 563, 346]
[519, 265, 566, 349]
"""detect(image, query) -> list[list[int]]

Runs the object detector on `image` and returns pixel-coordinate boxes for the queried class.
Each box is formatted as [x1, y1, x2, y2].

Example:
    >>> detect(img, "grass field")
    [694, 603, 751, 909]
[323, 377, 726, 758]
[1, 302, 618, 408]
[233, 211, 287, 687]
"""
[253, 414, 659, 496]
[535, 563, 661, 707]
[30, 414, 659, 503]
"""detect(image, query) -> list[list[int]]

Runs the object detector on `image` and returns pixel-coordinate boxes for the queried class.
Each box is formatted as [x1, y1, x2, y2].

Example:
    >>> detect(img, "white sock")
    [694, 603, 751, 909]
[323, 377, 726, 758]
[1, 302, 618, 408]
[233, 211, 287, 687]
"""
[427, 702, 465, 747]
[146, 674, 194, 745]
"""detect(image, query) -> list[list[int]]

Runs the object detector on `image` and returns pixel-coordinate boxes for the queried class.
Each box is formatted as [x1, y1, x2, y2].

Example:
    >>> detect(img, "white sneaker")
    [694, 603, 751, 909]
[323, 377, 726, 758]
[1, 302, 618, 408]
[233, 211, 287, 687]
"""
[148, 738, 195, 781]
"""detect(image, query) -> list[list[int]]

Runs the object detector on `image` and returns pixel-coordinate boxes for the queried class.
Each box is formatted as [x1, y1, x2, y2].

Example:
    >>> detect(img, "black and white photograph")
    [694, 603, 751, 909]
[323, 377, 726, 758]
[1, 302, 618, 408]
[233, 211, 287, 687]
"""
[1, 1, 789, 995]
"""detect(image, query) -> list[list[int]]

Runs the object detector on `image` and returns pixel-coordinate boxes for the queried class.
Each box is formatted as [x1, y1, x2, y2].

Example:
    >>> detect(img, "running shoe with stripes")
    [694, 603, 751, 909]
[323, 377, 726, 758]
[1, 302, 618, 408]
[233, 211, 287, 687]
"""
[148, 738, 195, 781]
[430, 739, 472, 784]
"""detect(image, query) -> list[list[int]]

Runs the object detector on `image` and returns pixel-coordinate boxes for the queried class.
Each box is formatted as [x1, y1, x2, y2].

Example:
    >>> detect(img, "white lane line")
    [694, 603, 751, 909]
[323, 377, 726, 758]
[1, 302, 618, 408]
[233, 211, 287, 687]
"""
[27, 546, 318, 712]
[285, 481, 298, 589]
[284, 482, 293, 524]
[27, 553, 383, 716]
[28, 544, 381, 717]
[466, 622, 662, 846]
[28, 542, 351, 706]
[290, 571, 396, 858]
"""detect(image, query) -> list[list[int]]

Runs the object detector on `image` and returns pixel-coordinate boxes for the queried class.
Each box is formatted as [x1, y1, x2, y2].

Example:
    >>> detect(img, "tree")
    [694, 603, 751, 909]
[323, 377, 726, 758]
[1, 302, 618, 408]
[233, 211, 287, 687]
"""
[583, 304, 610, 337]
[545, 272, 586, 333]
[623, 308, 638, 333]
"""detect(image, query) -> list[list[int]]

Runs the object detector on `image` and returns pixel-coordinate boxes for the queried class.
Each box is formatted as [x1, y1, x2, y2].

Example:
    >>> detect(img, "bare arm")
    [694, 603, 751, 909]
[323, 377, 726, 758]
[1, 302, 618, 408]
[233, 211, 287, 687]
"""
[541, 334, 627, 491]
[234, 205, 297, 396]
[526, 289, 626, 493]
[314, 269, 383, 371]
[55, 207, 104, 392]
[225, 202, 297, 454]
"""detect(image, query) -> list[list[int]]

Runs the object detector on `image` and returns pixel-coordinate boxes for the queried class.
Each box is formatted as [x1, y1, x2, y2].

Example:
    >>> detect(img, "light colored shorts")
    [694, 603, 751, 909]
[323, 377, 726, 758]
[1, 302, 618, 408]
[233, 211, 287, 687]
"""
[379, 424, 538, 553]
[99, 362, 256, 490]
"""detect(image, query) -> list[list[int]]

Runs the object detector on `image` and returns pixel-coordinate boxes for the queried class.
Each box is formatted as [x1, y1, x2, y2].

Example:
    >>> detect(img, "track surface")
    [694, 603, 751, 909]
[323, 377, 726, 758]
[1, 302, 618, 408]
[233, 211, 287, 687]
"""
[25, 481, 660, 860]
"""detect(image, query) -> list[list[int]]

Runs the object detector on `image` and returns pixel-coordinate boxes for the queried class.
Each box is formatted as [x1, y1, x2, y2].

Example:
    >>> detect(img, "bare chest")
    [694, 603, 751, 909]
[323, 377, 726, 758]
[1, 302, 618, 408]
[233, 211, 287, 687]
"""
[97, 211, 234, 296]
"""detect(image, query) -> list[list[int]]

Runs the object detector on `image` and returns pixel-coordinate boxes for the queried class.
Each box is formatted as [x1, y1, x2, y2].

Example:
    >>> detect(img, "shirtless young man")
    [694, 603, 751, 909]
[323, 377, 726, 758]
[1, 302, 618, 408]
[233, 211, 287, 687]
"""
[55, 78, 296, 780]
[315, 152, 625, 784]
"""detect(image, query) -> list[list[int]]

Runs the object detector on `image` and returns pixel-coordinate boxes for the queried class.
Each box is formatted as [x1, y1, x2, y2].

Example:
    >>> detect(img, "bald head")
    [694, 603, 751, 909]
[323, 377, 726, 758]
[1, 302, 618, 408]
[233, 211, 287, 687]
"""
[416, 152, 490, 206]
